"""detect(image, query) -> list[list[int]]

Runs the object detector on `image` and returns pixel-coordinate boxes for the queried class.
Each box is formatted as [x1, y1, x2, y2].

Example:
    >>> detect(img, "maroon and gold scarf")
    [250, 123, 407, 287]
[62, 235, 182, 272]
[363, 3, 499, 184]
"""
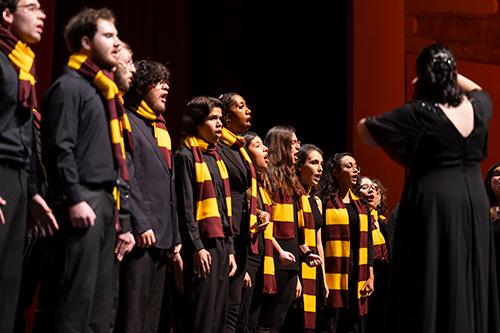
[184, 136, 232, 239]
[133, 100, 172, 170]
[220, 128, 259, 254]
[67, 53, 133, 182]
[258, 182, 277, 294]
[324, 189, 370, 316]
[370, 209, 388, 261]
[0, 27, 39, 126]
[67, 53, 134, 231]
[272, 192, 317, 329]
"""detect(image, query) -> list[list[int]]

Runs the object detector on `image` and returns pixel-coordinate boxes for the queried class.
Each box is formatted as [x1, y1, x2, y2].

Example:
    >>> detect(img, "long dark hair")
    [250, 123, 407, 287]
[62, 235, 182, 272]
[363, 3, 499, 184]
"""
[317, 152, 353, 202]
[296, 144, 323, 195]
[264, 126, 303, 197]
[243, 131, 271, 192]
[414, 43, 462, 107]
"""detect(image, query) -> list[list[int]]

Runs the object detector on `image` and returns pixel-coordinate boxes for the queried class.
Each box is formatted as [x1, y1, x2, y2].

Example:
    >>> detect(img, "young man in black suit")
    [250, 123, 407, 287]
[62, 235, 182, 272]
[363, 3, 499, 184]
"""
[116, 60, 182, 332]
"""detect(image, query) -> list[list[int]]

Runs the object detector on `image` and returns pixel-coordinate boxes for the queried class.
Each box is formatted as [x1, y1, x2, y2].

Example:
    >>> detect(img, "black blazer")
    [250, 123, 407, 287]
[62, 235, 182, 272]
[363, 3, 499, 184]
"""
[126, 110, 180, 250]
[217, 142, 251, 237]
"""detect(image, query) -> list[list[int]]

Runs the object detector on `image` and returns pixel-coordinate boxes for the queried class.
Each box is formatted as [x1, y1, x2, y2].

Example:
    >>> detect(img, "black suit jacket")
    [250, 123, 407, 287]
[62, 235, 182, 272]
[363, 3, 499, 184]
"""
[126, 110, 180, 250]
[217, 142, 251, 237]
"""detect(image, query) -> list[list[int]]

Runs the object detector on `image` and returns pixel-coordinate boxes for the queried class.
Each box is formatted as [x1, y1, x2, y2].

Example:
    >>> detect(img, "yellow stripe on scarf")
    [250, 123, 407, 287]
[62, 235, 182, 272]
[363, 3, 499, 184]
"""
[67, 53, 87, 70]
[196, 197, 221, 220]
[136, 100, 172, 151]
[194, 161, 212, 183]
[325, 189, 369, 302]
[273, 203, 295, 223]
[259, 185, 277, 293]
[67, 53, 130, 160]
[93, 70, 119, 100]
[8, 41, 35, 85]
[325, 273, 349, 290]
[371, 210, 387, 246]
[298, 195, 317, 325]
[184, 136, 232, 225]
[325, 207, 349, 226]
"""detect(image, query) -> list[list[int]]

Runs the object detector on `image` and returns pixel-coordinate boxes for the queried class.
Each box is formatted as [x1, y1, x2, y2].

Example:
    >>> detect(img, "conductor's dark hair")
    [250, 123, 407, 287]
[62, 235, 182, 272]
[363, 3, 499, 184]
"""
[415, 43, 463, 107]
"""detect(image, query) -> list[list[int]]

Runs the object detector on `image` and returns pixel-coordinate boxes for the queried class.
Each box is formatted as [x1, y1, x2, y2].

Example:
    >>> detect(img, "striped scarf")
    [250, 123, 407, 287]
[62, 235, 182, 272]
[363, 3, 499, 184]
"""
[67, 53, 133, 182]
[183, 136, 232, 239]
[370, 209, 388, 261]
[220, 128, 259, 254]
[272, 192, 317, 329]
[324, 189, 369, 315]
[258, 182, 277, 294]
[133, 100, 172, 170]
[67, 53, 133, 231]
[0, 27, 40, 126]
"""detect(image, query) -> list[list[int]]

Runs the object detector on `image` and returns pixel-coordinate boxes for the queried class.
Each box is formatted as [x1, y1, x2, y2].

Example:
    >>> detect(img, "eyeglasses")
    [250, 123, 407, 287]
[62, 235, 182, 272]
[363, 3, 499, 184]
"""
[359, 184, 380, 192]
[290, 139, 301, 147]
[17, 3, 45, 14]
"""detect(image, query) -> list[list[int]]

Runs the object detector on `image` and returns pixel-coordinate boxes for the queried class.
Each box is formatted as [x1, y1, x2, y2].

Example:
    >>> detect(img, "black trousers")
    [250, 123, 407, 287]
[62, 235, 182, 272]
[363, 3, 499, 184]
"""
[268, 270, 298, 333]
[0, 165, 27, 333]
[184, 238, 230, 333]
[50, 187, 116, 333]
[115, 246, 167, 333]
[226, 235, 248, 332]
[236, 256, 264, 333]
[14, 233, 57, 333]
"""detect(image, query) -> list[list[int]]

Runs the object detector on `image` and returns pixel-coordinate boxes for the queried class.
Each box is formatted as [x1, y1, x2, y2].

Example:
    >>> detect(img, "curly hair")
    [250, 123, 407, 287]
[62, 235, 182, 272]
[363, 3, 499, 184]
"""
[414, 43, 463, 107]
[64, 8, 116, 54]
[129, 60, 170, 96]
[296, 143, 323, 195]
[264, 125, 303, 197]
[317, 152, 353, 202]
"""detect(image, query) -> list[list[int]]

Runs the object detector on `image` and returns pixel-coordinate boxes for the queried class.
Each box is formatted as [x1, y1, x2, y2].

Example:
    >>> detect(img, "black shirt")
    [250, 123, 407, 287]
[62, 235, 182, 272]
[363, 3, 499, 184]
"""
[175, 145, 234, 253]
[42, 68, 117, 205]
[0, 51, 32, 168]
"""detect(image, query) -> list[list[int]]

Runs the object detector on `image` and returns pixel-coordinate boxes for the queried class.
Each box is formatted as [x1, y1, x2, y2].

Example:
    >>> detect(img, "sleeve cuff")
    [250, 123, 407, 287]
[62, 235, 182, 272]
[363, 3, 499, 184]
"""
[193, 238, 204, 251]
[66, 184, 84, 205]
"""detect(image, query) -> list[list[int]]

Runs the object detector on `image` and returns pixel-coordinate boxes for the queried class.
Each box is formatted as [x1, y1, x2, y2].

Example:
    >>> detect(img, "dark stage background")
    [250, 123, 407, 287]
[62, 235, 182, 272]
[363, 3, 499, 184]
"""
[38, 0, 350, 156]
[32, 0, 500, 220]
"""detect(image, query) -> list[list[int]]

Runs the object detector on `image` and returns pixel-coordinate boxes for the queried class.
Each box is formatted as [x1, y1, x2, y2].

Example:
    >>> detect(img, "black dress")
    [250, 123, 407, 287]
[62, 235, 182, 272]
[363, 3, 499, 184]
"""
[365, 90, 500, 333]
